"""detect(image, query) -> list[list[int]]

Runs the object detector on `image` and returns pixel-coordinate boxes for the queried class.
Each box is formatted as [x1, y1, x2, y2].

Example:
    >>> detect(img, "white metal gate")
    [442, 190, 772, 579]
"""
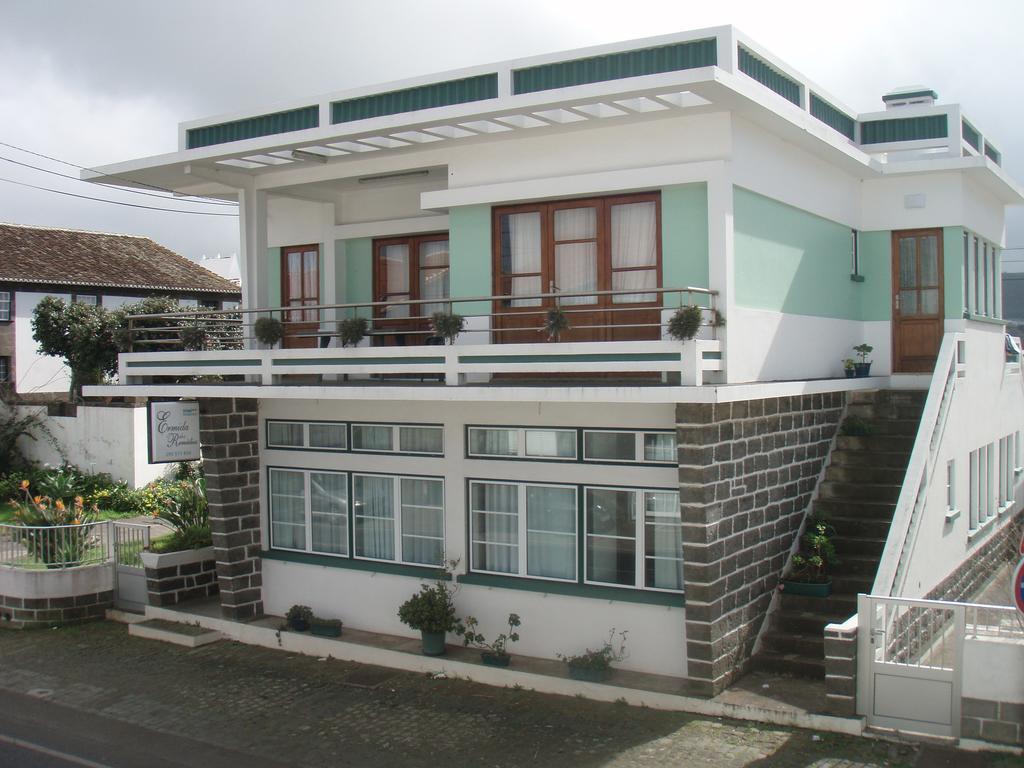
[113, 522, 151, 612]
[858, 594, 963, 738]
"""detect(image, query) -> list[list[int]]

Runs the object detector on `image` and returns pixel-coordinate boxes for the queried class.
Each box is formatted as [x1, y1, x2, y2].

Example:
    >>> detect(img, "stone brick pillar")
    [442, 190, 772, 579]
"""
[824, 616, 859, 716]
[199, 398, 263, 621]
[677, 393, 844, 697]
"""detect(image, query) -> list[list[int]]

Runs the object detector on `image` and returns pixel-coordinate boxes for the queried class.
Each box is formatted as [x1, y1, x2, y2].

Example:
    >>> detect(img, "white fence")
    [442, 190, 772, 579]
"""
[0, 521, 112, 569]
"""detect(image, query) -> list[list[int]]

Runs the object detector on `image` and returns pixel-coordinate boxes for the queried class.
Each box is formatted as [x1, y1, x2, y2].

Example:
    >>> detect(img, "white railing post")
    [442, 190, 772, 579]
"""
[444, 345, 461, 386]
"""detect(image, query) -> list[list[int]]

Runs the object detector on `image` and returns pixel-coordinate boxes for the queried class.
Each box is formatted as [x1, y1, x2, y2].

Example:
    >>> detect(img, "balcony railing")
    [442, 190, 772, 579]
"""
[114, 286, 723, 387]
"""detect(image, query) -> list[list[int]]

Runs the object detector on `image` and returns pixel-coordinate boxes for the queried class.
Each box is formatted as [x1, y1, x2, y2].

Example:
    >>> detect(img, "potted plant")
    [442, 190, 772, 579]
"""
[397, 571, 458, 656]
[666, 305, 703, 342]
[285, 604, 313, 632]
[431, 312, 465, 345]
[558, 629, 628, 683]
[310, 616, 343, 638]
[338, 316, 369, 348]
[456, 613, 521, 667]
[254, 317, 285, 349]
[780, 516, 838, 598]
[545, 307, 570, 342]
[852, 344, 873, 377]
[842, 358, 856, 378]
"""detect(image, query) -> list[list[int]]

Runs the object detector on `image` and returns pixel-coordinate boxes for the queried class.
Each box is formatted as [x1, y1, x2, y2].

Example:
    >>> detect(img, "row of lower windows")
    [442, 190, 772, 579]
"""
[961, 431, 1021, 532]
[266, 420, 677, 465]
[267, 468, 682, 593]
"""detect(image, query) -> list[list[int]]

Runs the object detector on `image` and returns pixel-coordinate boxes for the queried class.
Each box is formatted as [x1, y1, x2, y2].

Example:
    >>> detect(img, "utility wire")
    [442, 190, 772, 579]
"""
[0, 154, 238, 207]
[0, 140, 237, 206]
[0, 176, 237, 216]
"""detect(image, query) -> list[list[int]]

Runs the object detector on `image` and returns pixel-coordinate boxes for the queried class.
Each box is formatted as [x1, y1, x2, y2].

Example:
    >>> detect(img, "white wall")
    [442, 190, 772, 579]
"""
[962, 635, 1024, 704]
[15, 404, 169, 488]
[15, 290, 70, 394]
[259, 398, 685, 676]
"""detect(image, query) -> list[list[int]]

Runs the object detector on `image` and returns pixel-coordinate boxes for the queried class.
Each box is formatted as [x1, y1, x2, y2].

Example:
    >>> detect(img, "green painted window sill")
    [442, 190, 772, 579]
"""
[262, 549, 449, 580]
[457, 571, 684, 607]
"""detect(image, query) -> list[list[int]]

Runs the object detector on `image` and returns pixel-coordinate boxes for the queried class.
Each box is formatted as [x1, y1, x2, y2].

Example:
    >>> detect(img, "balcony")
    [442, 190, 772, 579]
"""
[112, 286, 723, 390]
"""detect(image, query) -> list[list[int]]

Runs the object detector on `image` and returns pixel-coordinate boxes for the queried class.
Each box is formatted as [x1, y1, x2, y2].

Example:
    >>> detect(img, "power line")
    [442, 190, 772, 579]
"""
[0, 176, 238, 216]
[0, 140, 237, 206]
[0, 154, 238, 207]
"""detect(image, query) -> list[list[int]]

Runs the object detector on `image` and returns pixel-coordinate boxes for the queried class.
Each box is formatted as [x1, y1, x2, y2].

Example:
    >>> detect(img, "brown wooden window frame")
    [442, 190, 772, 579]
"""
[372, 232, 450, 320]
[281, 244, 320, 323]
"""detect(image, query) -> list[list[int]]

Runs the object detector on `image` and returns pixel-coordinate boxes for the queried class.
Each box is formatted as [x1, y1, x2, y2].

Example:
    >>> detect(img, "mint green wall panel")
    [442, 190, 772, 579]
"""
[733, 188, 861, 320]
[186, 106, 318, 149]
[266, 247, 281, 311]
[661, 184, 709, 306]
[943, 226, 965, 319]
[857, 231, 891, 321]
[332, 75, 498, 124]
[513, 39, 716, 94]
[343, 238, 373, 317]
[449, 205, 491, 315]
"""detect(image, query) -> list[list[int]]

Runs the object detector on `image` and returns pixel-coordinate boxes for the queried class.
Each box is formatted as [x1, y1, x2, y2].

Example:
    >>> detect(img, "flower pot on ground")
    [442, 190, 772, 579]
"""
[852, 344, 873, 377]
[310, 617, 343, 638]
[286, 604, 313, 632]
[780, 516, 838, 598]
[456, 613, 521, 667]
[780, 580, 833, 598]
[397, 561, 459, 656]
[842, 358, 856, 378]
[558, 629, 628, 683]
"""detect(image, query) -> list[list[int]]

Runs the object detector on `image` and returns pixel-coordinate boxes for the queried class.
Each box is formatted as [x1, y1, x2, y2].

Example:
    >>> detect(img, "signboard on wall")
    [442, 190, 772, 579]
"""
[148, 400, 201, 464]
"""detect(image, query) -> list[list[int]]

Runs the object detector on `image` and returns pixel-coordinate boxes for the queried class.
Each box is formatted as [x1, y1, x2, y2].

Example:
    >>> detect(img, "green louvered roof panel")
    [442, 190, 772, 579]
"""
[809, 94, 856, 140]
[331, 74, 498, 124]
[984, 141, 1001, 165]
[737, 47, 801, 106]
[860, 114, 948, 144]
[186, 106, 319, 149]
[961, 119, 980, 151]
[512, 39, 717, 95]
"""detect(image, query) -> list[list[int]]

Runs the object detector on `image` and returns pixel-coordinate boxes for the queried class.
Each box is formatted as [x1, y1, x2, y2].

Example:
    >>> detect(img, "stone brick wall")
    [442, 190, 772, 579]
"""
[962, 698, 1023, 746]
[925, 510, 1023, 602]
[823, 617, 858, 716]
[142, 547, 218, 607]
[0, 590, 112, 629]
[199, 398, 263, 621]
[677, 392, 845, 696]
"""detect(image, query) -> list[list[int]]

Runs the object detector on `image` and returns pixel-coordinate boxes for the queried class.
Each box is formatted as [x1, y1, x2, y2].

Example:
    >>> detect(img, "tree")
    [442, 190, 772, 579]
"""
[32, 296, 119, 399]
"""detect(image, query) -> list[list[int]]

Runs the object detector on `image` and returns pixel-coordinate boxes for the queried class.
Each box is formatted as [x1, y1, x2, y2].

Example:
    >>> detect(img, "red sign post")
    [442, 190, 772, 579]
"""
[1014, 532, 1024, 617]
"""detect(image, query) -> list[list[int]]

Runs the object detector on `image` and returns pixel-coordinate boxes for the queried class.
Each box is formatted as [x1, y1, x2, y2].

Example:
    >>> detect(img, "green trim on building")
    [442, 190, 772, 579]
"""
[331, 74, 498, 124]
[262, 549, 446, 580]
[984, 141, 1001, 166]
[342, 238, 373, 314]
[661, 184, 709, 304]
[733, 188, 863, 320]
[273, 356, 443, 367]
[125, 358, 261, 368]
[448, 205, 491, 316]
[961, 120, 980, 151]
[860, 115, 948, 144]
[186, 106, 319, 149]
[512, 39, 717, 95]
[457, 572, 684, 607]
[881, 89, 938, 102]
[809, 94, 856, 140]
[459, 352, 680, 364]
[737, 47, 801, 106]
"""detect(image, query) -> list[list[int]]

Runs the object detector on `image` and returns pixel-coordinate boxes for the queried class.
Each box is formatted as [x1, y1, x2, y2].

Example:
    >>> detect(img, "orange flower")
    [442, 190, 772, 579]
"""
[74, 496, 84, 508]
[55, 499, 66, 512]
[33, 495, 42, 504]
[72, 519, 81, 525]
[20, 479, 29, 491]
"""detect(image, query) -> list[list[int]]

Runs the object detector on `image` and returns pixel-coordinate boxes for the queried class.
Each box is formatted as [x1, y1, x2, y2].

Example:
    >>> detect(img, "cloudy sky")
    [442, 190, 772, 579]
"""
[2, 0, 1023, 269]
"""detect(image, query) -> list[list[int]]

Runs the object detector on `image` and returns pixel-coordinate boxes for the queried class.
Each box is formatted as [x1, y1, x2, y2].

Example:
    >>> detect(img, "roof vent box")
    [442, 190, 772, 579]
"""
[882, 86, 938, 109]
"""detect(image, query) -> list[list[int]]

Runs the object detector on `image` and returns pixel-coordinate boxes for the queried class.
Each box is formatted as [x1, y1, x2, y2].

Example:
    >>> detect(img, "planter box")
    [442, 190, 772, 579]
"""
[310, 621, 342, 638]
[781, 579, 832, 598]
[141, 546, 218, 607]
[567, 665, 612, 683]
[481, 651, 510, 668]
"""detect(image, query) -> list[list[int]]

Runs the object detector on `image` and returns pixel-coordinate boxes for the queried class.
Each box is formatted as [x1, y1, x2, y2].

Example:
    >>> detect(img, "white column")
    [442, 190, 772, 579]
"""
[706, 164, 736, 383]
[321, 203, 338, 326]
[238, 186, 269, 313]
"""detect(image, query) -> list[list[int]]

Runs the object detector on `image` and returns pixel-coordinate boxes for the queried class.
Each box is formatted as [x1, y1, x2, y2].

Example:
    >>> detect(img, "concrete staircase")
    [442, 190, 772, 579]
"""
[751, 389, 927, 678]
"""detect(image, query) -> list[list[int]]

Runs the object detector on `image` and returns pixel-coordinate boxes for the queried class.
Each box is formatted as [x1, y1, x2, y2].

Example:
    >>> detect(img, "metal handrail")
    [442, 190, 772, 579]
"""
[0, 520, 112, 569]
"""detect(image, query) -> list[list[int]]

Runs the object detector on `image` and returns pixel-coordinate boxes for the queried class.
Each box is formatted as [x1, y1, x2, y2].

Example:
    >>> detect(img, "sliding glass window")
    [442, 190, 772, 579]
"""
[353, 474, 445, 566]
[269, 468, 349, 555]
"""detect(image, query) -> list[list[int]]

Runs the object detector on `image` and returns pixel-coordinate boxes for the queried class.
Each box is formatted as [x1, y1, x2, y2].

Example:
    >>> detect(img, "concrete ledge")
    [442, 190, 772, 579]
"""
[143, 603, 864, 736]
[130, 619, 223, 648]
[140, 546, 215, 570]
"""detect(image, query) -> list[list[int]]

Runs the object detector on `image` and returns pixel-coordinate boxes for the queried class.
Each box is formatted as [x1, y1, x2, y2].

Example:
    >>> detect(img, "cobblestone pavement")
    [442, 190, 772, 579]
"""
[0, 622, 1019, 768]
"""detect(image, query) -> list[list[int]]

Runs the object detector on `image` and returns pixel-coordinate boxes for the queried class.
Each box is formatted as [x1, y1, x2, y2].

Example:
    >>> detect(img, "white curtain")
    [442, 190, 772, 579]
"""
[469, 428, 518, 457]
[399, 426, 443, 454]
[268, 422, 303, 447]
[353, 425, 393, 451]
[400, 478, 444, 565]
[270, 469, 305, 550]
[643, 433, 676, 462]
[644, 491, 682, 590]
[526, 485, 576, 580]
[584, 431, 636, 461]
[382, 244, 410, 318]
[310, 472, 348, 555]
[554, 208, 597, 306]
[611, 202, 657, 303]
[471, 482, 518, 573]
[418, 240, 450, 316]
[308, 423, 347, 450]
[525, 430, 575, 459]
[502, 212, 542, 307]
[354, 475, 394, 560]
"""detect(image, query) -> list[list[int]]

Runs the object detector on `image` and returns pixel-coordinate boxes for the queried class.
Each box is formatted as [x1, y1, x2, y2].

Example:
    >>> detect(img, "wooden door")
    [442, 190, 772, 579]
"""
[892, 229, 943, 372]
[373, 234, 449, 346]
[281, 245, 319, 349]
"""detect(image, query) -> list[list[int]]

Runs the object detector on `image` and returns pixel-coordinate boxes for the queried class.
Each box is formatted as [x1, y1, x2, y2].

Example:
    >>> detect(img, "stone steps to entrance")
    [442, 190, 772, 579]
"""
[814, 498, 897, 520]
[129, 618, 223, 648]
[750, 649, 826, 678]
[823, 465, 908, 485]
[819, 481, 903, 503]
[827, 449, 911, 469]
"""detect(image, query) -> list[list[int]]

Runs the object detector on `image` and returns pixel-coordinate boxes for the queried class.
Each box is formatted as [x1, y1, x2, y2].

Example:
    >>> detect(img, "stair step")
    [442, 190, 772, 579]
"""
[814, 498, 896, 519]
[779, 592, 858, 617]
[826, 516, 893, 540]
[819, 481, 902, 503]
[844, 419, 921, 437]
[824, 465, 908, 485]
[832, 535, 887, 556]
[845, 402, 927, 422]
[771, 610, 841, 635]
[761, 630, 824, 657]
[828, 450, 912, 469]
[833, 553, 882, 576]
[835, 435, 916, 453]
[875, 390, 928, 408]
[832, 573, 876, 595]
[750, 649, 825, 679]
[129, 619, 223, 648]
